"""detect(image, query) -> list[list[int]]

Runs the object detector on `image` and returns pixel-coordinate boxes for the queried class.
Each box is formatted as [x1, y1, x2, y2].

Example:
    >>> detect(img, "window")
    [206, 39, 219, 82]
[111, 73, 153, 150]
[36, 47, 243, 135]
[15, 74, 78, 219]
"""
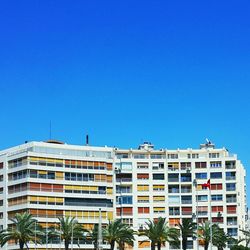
[212, 206, 223, 212]
[137, 196, 149, 203]
[153, 196, 165, 202]
[168, 196, 180, 204]
[137, 174, 149, 180]
[153, 207, 165, 213]
[226, 172, 236, 180]
[227, 228, 238, 236]
[180, 162, 191, 170]
[226, 194, 237, 203]
[195, 173, 207, 179]
[198, 206, 208, 216]
[134, 154, 147, 159]
[153, 174, 165, 180]
[210, 172, 222, 179]
[226, 183, 236, 191]
[169, 207, 180, 216]
[197, 195, 208, 202]
[211, 184, 222, 190]
[137, 185, 149, 192]
[211, 195, 223, 201]
[168, 154, 178, 159]
[116, 196, 132, 205]
[138, 207, 150, 214]
[117, 207, 133, 216]
[168, 185, 179, 193]
[153, 185, 165, 191]
[195, 162, 206, 168]
[152, 162, 164, 170]
[225, 161, 236, 169]
[137, 163, 149, 169]
[180, 173, 191, 182]
[168, 174, 179, 182]
[227, 217, 237, 226]
[182, 207, 192, 215]
[209, 153, 220, 158]
[181, 196, 192, 204]
[210, 161, 222, 168]
[151, 154, 164, 159]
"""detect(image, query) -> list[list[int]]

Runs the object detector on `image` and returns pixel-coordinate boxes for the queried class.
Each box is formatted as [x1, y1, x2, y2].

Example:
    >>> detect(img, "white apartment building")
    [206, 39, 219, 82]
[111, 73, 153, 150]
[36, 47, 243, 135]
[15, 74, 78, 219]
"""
[0, 140, 247, 249]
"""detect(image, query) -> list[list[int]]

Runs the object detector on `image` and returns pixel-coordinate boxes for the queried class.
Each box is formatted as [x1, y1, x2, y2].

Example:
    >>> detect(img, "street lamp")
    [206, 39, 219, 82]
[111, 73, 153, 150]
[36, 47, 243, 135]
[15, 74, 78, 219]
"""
[193, 179, 199, 250]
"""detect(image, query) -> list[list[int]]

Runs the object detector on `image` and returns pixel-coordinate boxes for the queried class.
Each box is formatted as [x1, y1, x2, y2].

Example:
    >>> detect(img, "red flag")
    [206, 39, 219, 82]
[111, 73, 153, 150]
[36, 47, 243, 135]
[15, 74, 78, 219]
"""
[201, 179, 211, 189]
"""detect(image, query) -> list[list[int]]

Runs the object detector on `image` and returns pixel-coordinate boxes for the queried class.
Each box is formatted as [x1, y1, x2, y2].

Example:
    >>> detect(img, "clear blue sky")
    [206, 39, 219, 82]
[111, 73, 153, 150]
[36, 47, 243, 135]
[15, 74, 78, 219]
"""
[0, 1, 249, 201]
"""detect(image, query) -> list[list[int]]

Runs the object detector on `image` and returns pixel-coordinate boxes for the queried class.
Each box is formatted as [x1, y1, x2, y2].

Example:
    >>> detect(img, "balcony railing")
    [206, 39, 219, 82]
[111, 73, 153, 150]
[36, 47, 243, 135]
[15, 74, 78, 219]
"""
[226, 198, 237, 203]
[181, 200, 192, 204]
[181, 189, 192, 193]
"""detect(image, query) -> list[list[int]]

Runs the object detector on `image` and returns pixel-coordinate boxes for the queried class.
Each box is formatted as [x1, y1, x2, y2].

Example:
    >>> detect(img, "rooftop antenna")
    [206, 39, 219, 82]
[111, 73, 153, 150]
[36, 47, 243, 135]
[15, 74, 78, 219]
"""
[86, 134, 89, 145]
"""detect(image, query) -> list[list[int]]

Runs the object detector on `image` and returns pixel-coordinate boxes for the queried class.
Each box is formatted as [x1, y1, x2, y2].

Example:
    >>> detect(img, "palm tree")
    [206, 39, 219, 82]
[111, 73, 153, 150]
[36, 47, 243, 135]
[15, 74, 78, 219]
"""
[198, 222, 212, 250]
[103, 219, 135, 250]
[198, 222, 221, 250]
[0, 212, 44, 250]
[178, 218, 196, 250]
[89, 224, 100, 250]
[49, 216, 88, 250]
[240, 229, 250, 248]
[212, 225, 229, 250]
[140, 217, 180, 250]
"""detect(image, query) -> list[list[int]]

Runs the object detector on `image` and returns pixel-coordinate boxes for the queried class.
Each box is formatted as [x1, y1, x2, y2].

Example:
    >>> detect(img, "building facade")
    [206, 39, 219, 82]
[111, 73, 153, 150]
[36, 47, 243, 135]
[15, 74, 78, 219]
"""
[0, 140, 247, 249]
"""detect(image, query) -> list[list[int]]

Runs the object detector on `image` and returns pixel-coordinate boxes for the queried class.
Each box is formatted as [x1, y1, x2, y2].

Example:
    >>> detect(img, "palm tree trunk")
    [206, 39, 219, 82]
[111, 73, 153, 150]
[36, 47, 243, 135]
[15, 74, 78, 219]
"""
[19, 241, 24, 250]
[151, 242, 156, 250]
[204, 242, 209, 250]
[157, 242, 161, 250]
[65, 240, 69, 250]
[110, 240, 115, 250]
[182, 237, 187, 250]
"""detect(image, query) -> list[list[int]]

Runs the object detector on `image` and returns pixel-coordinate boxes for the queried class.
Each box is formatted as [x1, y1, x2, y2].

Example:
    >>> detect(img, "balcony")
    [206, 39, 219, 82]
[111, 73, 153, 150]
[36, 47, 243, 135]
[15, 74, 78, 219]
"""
[181, 188, 192, 193]
[227, 221, 237, 226]
[226, 198, 237, 203]
[169, 211, 180, 216]
[181, 200, 192, 204]
[168, 178, 179, 182]
[116, 178, 132, 182]
[226, 176, 236, 181]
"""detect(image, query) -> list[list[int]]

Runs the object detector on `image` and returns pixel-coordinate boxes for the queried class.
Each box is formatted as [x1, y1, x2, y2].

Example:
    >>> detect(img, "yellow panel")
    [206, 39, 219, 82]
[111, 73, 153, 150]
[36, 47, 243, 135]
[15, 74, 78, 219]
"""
[29, 157, 42, 161]
[54, 159, 63, 163]
[81, 186, 89, 191]
[153, 196, 165, 201]
[138, 196, 149, 200]
[38, 197, 47, 202]
[56, 172, 63, 178]
[154, 207, 165, 211]
[89, 211, 95, 217]
[71, 211, 77, 217]
[48, 197, 55, 202]
[30, 196, 37, 202]
[77, 211, 83, 217]
[107, 211, 113, 220]
[153, 185, 165, 188]
[65, 211, 71, 216]
[89, 186, 98, 191]
[38, 170, 47, 175]
[83, 211, 88, 218]
[56, 197, 63, 203]
[65, 185, 73, 190]
[74, 186, 82, 190]
[107, 187, 113, 194]
[137, 185, 149, 191]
